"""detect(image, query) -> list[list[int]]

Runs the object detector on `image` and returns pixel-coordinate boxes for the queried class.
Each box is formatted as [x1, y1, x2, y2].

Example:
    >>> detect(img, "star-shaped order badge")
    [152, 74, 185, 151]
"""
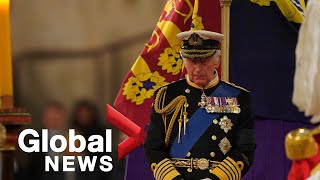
[219, 115, 233, 133]
[219, 137, 232, 155]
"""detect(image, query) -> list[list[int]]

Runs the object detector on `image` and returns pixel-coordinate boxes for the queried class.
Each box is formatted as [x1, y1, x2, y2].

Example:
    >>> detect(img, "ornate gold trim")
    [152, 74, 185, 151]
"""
[0, 123, 6, 148]
[222, 80, 250, 92]
[170, 158, 220, 171]
[219, 0, 232, 6]
[210, 156, 242, 180]
[285, 128, 318, 160]
[153, 158, 181, 180]
[0, 144, 15, 151]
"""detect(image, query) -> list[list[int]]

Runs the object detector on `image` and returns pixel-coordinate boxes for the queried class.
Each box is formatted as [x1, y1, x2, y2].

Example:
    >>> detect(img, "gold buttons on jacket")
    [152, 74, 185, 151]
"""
[186, 152, 191, 157]
[211, 135, 217, 140]
[210, 152, 215, 157]
[213, 119, 218, 124]
[185, 89, 190, 93]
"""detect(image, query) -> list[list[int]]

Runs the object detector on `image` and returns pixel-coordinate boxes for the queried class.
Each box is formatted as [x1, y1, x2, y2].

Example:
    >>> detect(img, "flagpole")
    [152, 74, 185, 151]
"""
[219, 0, 232, 81]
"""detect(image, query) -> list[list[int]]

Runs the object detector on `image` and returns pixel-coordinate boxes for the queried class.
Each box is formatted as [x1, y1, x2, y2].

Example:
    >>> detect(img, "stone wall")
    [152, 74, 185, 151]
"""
[10, 0, 164, 128]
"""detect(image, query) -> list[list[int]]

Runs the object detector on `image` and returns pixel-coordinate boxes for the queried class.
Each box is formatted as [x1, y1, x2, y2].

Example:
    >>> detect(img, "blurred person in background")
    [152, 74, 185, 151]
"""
[70, 100, 114, 180]
[71, 100, 104, 140]
[24, 101, 68, 180]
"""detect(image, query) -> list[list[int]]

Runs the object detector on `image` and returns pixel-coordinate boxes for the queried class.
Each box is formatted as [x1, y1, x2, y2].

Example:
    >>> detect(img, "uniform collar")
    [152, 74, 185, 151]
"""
[185, 70, 220, 89]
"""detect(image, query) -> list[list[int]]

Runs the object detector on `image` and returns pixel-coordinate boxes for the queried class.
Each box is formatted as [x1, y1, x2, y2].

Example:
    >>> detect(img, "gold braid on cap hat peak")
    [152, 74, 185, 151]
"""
[181, 49, 221, 59]
[154, 86, 188, 145]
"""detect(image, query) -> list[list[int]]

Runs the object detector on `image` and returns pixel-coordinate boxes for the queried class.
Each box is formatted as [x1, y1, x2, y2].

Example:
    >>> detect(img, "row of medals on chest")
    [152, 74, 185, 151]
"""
[182, 90, 240, 134]
[198, 90, 241, 114]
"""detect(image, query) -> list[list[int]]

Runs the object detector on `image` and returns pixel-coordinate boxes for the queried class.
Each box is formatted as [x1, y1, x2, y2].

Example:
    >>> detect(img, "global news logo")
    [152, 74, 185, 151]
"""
[18, 129, 113, 172]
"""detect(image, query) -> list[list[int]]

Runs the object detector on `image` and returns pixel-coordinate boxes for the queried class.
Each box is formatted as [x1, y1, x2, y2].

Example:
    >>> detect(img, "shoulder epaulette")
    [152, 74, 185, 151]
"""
[154, 83, 169, 93]
[154, 79, 181, 92]
[154, 86, 167, 107]
[221, 80, 250, 92]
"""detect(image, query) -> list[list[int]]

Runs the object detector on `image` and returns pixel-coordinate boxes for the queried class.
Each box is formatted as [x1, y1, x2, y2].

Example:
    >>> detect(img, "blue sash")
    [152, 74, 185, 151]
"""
[170, 83, 241, 158]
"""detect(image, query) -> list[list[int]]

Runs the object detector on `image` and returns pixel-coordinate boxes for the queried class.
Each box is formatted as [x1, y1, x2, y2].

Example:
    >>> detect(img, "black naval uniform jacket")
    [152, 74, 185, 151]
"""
[144, 77, 256, 180]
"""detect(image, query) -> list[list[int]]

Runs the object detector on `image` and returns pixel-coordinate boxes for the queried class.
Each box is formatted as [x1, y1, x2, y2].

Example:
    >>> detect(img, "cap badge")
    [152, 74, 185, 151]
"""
[188, 33, 203, 46]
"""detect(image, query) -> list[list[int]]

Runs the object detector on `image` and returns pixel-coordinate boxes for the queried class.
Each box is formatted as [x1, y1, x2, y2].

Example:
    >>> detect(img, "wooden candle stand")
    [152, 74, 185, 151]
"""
[0, 96, 31, 180]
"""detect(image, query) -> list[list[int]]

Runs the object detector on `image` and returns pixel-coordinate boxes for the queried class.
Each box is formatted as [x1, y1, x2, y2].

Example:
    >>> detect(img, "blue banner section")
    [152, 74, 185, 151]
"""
[229, 1, 308, 122]
[170, 83, 240, 158]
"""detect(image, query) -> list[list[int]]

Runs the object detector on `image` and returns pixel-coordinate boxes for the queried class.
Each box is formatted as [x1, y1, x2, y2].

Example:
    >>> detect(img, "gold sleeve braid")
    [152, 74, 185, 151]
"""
[154, 86, 188, 146]
[210, 157, 244, 180]
[152, 158, 181, 180]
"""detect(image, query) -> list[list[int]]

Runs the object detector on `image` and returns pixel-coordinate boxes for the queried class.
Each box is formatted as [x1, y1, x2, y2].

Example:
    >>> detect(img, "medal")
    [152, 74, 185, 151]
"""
[198, 93, 241, 114]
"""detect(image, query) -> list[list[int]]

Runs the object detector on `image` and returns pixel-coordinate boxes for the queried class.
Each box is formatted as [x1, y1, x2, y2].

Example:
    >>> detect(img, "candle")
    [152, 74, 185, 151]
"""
[0, 0, 13, 99]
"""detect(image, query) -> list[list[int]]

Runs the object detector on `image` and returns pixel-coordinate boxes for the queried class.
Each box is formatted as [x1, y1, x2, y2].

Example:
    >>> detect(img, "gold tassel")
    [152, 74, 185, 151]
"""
[183, 103, 189, 135]
[178, 119, 182, 143]
[183, 112, 188, 135]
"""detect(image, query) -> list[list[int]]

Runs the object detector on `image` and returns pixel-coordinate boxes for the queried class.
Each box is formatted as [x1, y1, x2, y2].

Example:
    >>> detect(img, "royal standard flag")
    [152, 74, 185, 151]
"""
[114, 0, 221, 136]
[249, 0, 306, 23]
[114, 0, 222, 179]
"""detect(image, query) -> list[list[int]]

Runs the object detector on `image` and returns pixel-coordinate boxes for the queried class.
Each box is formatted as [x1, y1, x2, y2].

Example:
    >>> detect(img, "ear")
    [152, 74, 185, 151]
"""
[214, 55, 221, 67]
[182, 57, 189, 66]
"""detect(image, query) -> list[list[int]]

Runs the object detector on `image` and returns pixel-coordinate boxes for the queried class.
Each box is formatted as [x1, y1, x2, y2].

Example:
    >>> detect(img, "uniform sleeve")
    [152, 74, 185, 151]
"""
[144, 92, 184, 180]
[210, 91, 256, 180]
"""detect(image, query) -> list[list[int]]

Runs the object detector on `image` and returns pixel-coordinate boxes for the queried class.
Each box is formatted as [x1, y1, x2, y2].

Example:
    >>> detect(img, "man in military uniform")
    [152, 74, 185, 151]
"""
[144, 30, 256, 180]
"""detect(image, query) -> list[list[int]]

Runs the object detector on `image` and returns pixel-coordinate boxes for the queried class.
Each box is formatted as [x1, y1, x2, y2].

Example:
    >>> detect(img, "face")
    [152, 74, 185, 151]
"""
[183, 56, 221, 86]
[43, 106, 66, 130]
[76, 106, 93, 127]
